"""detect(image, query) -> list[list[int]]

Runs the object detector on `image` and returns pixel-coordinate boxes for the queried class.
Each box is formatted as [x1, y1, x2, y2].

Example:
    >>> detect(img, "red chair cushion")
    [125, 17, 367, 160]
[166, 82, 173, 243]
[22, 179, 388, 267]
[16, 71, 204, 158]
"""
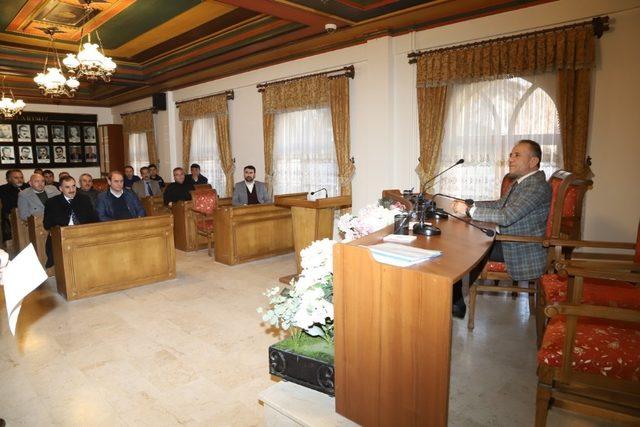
[635, 222, 640, 264]
[541, 274, 640, 310]
[538, 316, 640, 382]
[545, 177, 579, 238]
[196, 218, 215, 233]
[486, 261, 508, 273]
[192, 190, 217, 214]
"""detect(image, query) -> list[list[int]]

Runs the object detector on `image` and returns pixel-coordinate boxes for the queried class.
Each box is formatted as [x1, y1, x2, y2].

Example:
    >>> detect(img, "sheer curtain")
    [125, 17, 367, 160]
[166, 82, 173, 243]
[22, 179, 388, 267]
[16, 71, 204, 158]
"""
[433, 73, 562, 200]
[189, 117, 226, 195]
[272, 107, 339, 197]
[128, 132, 149, 174]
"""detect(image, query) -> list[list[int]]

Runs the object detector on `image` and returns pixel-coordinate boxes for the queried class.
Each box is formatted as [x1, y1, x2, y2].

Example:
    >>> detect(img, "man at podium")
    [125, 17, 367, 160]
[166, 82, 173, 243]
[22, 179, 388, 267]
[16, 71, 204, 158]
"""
[232, 165, 270, 206]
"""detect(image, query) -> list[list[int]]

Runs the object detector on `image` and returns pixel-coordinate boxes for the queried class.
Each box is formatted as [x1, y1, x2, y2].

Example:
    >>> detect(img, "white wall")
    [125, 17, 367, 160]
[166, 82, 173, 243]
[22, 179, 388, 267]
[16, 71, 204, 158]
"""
[1, 103, 113, 184]
[110, 0, 639, 241]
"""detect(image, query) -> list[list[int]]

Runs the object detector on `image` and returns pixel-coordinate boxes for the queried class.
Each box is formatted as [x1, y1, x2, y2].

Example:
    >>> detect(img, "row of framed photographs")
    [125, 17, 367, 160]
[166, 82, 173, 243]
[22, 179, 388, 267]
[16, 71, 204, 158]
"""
[0, 145, 98, 165]
[0, 123, 97, 144]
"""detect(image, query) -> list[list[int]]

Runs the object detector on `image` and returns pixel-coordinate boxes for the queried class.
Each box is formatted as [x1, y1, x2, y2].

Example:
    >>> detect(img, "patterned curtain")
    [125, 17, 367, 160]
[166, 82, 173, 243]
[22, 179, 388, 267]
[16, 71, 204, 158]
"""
[121, 109, 157, 166]
[329, 76, 354, 195]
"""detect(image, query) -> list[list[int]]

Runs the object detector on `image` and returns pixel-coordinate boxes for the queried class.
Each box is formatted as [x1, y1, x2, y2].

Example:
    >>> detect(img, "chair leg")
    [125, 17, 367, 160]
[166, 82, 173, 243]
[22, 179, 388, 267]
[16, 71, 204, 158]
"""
[528, 280, 535, 314]
[467, 281, 478, 330]
[535, 383, 552, 427]
[536, 282, 545, 348]
[207, 237, 212, 257]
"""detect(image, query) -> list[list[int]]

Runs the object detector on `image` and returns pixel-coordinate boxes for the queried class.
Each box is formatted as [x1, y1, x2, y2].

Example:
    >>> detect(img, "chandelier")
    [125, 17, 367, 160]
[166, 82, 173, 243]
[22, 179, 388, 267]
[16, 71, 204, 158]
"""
[62, 3, 116, 82]
[0, 76, 26, 119]
[34, 28, 80, 98]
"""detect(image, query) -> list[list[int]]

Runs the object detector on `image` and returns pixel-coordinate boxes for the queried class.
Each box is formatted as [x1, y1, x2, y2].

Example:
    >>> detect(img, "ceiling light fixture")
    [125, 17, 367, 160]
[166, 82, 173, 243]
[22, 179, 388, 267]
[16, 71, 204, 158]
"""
[0, 76, 26, 118]
[34, 27, 80, 98]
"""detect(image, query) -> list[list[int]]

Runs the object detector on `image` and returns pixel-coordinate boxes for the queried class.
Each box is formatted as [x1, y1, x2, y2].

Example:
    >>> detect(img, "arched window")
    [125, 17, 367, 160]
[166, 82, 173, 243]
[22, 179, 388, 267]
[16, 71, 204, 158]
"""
[433, 73, 562, 200]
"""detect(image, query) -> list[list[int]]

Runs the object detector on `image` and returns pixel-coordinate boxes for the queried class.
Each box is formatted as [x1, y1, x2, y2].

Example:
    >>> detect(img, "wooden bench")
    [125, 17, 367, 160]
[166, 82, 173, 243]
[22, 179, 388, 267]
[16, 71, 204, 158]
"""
[141, 195, 170, 216]
[51, 214, 176, 300]
[214, 203, 294, 265]
[172, 197, 231, 251]
[10, 208, 29, 256]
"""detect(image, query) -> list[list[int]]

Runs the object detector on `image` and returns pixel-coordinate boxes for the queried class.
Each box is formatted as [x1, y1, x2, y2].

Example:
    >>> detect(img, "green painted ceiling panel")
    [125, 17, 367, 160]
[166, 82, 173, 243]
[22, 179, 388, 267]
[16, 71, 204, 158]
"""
[0, 0, 29, 28]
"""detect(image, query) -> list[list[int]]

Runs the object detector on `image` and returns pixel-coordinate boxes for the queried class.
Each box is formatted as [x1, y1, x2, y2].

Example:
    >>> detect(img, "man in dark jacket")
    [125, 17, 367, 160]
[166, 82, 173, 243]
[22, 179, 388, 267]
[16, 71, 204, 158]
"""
[96, 171, 145, 221]
[43, 175, 98, 267]
[163, 167, 195, 206]
[186, 163, 208, 185]
[149, 164, 165, 189]
[77, 173, 100, 208]
[0, 169, 28, 242]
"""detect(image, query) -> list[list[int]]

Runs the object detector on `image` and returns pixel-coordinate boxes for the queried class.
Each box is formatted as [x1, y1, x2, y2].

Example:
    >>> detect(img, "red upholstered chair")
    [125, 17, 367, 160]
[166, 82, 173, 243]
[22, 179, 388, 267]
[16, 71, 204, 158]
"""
[92, 178, 109, 192]
[536, 262, 640, 425]
[467, 170, 593, 336]
[190, 189, 218, 257]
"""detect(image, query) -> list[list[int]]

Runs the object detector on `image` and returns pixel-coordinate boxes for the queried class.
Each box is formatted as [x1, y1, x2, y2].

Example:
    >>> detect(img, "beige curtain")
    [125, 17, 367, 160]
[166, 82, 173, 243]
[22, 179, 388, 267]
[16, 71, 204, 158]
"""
[181, 120, 194, 170]
[121, 109, 157, 166]
[328, 76, 354, 195]
[214, 114, 234, 196]
[262, 112, 275, 194]
[416, 86, 448, 191]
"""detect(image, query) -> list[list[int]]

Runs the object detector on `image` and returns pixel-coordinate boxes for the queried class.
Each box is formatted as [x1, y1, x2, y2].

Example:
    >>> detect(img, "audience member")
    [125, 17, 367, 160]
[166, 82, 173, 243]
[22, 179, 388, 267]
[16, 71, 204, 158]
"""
[34, 168, 44, 175]
[43, 176, 98, 267]
[43, 170, 58, 189]
[77, 173, 100, 207]
[0, 170, 28, 242]
[123, 166, 141, 189]
[132, 167, 161, 199]
[148, 164, 165, 188]
[17, 173, 60, 221]
[96, 171, 145, 221]
[58, 171, 70, 182]
[186, 163, 208, 185]
[163, 167, 195, 206]
[232, 165, 270, 206]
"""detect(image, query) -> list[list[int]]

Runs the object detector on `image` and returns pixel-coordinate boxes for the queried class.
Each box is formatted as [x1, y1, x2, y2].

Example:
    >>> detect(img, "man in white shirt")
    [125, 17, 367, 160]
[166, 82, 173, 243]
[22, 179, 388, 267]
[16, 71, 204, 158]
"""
[232, 165, 270, 206]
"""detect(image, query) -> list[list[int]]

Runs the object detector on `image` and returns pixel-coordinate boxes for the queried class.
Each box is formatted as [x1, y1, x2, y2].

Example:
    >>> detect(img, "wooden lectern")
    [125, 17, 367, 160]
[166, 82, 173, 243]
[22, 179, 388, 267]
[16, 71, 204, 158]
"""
[275, 192, 351, 278]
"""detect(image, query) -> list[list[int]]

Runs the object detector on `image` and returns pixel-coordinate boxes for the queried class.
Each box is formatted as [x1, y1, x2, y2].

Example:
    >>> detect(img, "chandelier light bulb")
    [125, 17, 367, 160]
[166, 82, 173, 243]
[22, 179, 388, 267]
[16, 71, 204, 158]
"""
[66, 77, 80, 90]
[63, 53, 81, 69]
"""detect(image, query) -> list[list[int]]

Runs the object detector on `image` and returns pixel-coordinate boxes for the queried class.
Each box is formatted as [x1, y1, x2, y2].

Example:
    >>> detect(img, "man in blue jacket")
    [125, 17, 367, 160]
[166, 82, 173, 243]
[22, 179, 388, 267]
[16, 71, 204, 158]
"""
[96, 171, 145, 221]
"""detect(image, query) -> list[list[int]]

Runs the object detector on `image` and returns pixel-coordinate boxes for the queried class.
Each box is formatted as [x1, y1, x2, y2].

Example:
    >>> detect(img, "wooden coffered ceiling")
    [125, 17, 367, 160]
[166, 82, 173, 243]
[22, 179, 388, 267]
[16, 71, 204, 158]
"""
[0, 0, 553, 107]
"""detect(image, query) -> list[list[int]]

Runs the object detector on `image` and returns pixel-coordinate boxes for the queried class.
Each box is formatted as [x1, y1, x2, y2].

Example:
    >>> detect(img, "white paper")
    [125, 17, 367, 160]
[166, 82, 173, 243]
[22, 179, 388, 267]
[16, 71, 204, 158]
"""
[2, 244, 48, 335]
[383, 234, 417, 244]
[366, 242, 442, 267]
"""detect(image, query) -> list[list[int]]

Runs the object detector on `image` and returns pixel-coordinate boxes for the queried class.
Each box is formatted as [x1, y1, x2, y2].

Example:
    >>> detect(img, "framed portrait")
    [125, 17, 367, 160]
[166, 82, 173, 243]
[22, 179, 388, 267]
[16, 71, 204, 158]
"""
[69, 145, 83, 163]
[67, 125, 81, 143]
[0, 124, 12, 142]
[83, 125, 97, 143]
[34, 124, 49, 143]
[53, 145, 67, 163]
[18, 146, 33, 164]
[1, 146, 15, 164]
[36, 146, 50, 163]
[51, 125, 65, 142]
[84, 145, 98, 163]
[16, 124, 32, 142]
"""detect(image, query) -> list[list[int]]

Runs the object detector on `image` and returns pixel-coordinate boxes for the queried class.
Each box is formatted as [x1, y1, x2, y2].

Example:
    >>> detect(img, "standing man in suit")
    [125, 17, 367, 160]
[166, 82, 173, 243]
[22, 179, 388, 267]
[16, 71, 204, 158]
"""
[0, 169, 28, 242]
[17, 173, 60, 221]
[43, 175, 98, 267]
[451, 139, 552, 318]
[232, 165, 270, 206]
[186, 163, 208, 185]
[96, 171, 145, 221]
[132, 166, 161, 199]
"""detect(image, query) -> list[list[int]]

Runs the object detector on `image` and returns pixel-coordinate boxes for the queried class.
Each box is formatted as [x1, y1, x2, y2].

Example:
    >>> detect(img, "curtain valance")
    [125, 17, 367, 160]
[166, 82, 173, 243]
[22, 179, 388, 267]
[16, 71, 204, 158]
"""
[261, 75, 331, 114]
[178, 93, 229, 121]
[122, 109, 154, 134]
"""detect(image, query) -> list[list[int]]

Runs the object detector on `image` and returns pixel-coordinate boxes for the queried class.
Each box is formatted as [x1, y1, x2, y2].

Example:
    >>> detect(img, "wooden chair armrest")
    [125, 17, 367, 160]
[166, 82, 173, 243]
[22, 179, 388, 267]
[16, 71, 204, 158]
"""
[571, 252, 635, 261]
[558, 265, 640, 283]
[495, 234, 545, 243]
[545, 303, 640, 323]
[557, 258, 637, 271]
[544, 238, 635, 250]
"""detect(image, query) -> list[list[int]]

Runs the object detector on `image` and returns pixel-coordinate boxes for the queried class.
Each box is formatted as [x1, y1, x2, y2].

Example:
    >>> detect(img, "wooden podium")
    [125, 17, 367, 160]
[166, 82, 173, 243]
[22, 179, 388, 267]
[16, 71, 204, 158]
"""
[275, 192, 351, 279]
[333, 219, 494, 426]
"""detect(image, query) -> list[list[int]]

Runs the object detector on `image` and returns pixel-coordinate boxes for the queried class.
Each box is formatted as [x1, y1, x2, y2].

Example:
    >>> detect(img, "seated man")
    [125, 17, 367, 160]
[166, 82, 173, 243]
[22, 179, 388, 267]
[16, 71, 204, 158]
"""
[77, 173, 100, 207]
[96, 171, 146, 221]
[43, 176, 98, 267]
[148, 163, 165, 189]
[451, 139, 552, 318]
[232, 165, 270, 206]
[186, 163, 208, 185]
[42, 170, 58, 189]
[132, 166, 161, 199]
[123, 165, 141, 189]
[163, 167, 195, 206]
[0, 169, 28, 242]
[17, 173, 60, 221]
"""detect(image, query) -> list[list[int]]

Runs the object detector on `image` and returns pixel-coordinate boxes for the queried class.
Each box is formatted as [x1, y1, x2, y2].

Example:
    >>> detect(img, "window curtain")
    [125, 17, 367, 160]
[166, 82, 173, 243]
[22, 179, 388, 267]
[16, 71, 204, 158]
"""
[121, 109, 157, 167]
[261, 72, 354, 197]
[178, 93, 234, 196]
[189, 118, 227, 196]
[415, 22, 596, 181]
[128, 132, 150, 174]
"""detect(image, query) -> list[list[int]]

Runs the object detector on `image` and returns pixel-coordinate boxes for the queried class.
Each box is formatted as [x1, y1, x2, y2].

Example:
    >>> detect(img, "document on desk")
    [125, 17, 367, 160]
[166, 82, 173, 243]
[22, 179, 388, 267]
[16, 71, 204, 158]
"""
[367, 242, 442, 267]
[2, 244, 47, 336]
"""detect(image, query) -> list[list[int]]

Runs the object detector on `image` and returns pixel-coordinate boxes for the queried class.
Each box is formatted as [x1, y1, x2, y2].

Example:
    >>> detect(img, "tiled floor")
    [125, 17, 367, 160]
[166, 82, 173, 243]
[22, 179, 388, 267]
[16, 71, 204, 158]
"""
[0, 250, 620, 426]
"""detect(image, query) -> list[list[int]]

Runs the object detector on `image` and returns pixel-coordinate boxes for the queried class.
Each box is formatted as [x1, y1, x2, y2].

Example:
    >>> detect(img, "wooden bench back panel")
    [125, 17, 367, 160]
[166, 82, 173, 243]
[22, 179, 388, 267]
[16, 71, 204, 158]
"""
[10, 208, 29, 256]
[51, 215, 176, 300]
[27, 215, 47, 269]
[142, 195, 170, 216]
[214, 204, 293, 265]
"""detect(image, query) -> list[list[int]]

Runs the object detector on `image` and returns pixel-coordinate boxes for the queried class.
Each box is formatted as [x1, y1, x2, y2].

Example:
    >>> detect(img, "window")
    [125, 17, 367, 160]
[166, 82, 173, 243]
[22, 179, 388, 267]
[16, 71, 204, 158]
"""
[128, 132, 149, 174]
[273, 107, 339, 197]
[433, 74, 562, 200]
[189, 117, 226, 195]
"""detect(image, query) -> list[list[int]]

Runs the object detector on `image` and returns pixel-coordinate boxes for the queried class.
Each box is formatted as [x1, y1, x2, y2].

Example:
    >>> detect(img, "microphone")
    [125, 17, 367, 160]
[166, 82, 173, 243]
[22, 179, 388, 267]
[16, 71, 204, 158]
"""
[431, 193, 474, 206]
[422, 159, 464, 192]
[442, 210, 496, 237]
[309, 188, 328, 198]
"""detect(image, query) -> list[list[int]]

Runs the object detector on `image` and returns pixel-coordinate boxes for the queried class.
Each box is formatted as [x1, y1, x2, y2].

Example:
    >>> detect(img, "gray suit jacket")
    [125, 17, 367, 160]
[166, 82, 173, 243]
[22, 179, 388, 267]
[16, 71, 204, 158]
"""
[472, 170, 551, 281]
[17, 185, 60, 221]
[232, 181, 270, 206]
[132, 179, 161, 199]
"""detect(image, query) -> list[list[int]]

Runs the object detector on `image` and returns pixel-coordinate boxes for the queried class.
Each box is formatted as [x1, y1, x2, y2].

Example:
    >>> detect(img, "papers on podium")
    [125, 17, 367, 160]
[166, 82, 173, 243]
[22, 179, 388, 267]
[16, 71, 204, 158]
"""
[367, 242, 442, 267]
[2, 244, 48, 335]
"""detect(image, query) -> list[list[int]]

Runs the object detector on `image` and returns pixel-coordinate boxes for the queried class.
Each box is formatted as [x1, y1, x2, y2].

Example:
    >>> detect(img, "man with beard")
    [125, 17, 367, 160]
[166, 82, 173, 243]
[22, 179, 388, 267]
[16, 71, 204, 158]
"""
[232, 165, 269, 205]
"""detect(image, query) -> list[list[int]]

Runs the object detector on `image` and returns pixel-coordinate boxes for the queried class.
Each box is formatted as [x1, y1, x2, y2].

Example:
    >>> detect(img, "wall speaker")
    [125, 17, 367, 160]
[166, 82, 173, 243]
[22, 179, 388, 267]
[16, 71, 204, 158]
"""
[152, 93, 167, 111]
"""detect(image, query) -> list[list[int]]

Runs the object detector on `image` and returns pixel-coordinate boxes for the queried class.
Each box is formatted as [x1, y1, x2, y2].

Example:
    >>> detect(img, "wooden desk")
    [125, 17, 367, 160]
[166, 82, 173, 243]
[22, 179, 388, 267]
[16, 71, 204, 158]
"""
[333, 219, 494, 426]
[51, 215, 176, 300]
[172, 197, 231, 251]
[214, 204, 294, 265]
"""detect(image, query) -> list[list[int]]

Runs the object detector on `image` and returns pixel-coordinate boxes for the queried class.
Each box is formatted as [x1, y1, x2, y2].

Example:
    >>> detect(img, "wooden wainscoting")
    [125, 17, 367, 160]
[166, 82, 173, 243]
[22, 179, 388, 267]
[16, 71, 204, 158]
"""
[214, 204, 293, 265]
[51, 215, 176, 300]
